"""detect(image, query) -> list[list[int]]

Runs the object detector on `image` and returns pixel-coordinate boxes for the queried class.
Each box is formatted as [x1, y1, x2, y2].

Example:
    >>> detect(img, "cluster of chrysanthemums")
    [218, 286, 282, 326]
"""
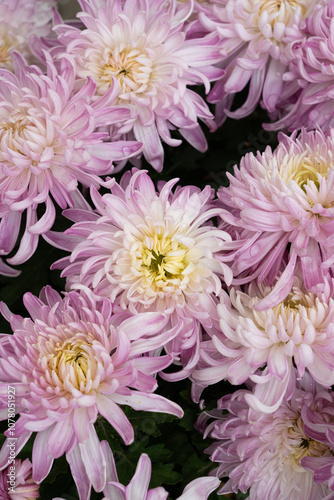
[1, 0, 334, 499]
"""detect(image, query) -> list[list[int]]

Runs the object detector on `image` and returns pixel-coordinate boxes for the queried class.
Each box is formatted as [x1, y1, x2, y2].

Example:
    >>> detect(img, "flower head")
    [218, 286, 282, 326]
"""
[55, 0, 224, 171]
[0, 286, 183, 494]
[193, 275, 334, 411]
[0, 459, 39, 500]
[46, 169, 232, 378]
[268, 1, 334, 132]
[218, 128, 334, 308]
[0, 0, 55, 71]
[199, 375, 333, 499]
[199, 0, 318, 124]
[0, 52, 141, 271]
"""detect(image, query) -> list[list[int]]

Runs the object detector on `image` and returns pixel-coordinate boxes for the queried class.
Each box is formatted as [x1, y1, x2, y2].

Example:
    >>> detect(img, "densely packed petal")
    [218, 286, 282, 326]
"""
[198, 374, 333, 499]
[0, 286, 183, 497]
[0, 0, 55, 71]
[46, 169, 232, 379]
[301, 389, 334, 493]
[0, 52, 142, 271]
[54, 0, 224, 171]
[267, 1, 334, 132]
[198, 0, 318, 125]
[218, 128, 334, 307]
[0, 459, 39, 499]
[193, 274, 334, 411]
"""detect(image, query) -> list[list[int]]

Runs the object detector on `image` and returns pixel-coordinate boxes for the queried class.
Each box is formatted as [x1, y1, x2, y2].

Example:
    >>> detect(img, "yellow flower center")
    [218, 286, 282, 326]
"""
[280, 154, 328, 191]
[138, 233, 189, 290]
[0, 28, 17, 69]
[0, 41, 10, 66]
[253, 0, 317, 32]
[259, 0, 308, 23]
[48, 339, 94, 389]
[0, 116, 35, 160]
[272, 292, 310, 318]
[99, 45, 152, 94]
[285, 416, 329, 467]
[0, 119, 27, 134]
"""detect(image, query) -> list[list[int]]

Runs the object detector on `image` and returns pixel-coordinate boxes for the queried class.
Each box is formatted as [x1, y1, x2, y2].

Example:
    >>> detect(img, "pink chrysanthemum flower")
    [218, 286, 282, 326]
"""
[267, 1, 334, 132]
[54, 0, 225, 171]
[198, 375, 333, 499]
[192, 274, 334, 412]
[0, 52, 142, 273]
[0, 286, 183, 495]
[0, 0, 55, 71]
[300, 389, 334, 494]
[0, 459, 39, 500]
[46, 169, 232, 379]
[54, 440, 220, 500]
[198, 0, 318, 125]
[218, 128, 334, 309]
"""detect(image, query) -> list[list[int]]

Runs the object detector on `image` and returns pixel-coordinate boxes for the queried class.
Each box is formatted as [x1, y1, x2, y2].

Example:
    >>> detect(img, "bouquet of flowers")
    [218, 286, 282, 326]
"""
[1, 0, 334, 499]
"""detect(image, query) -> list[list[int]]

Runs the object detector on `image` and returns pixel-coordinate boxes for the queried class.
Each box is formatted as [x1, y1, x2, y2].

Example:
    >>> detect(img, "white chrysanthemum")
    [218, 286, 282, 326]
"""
[49, 170, 232, 313]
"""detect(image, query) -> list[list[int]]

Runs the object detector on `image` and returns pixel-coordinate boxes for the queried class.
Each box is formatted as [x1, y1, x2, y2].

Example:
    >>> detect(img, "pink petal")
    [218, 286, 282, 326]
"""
[96, 393, 134, 445]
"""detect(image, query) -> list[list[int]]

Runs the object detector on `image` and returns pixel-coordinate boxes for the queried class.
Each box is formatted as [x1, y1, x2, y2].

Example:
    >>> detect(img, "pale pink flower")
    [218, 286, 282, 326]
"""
[218, 128, 334, 309]
[54, 0, 224, 171]
[199, 374, 333, 499]
[193, 274, 334, 412]
[0, 459, 39, 500]
[267, 1, 334, 132]
[0, 0, 55, 71]
[54, 440, 220, 500]
[46, 169, 232, 379]
[0, 286, 183, 496]
[199, 0, 318, 125]
[0, 52, 141, 272]
[301, 388, 334, 494]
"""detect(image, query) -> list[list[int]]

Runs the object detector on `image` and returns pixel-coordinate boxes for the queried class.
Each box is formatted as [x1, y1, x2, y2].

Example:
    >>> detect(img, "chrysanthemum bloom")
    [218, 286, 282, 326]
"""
[217, 128, 334, 309]
[54, 440, 220, 500]
[300, 389, 334, 495]
[0, 286, 183, 495]
[198, 0, 318, 126]
[0, 52, 142, 272]
[0, 459, 39, 500]
[0, 0, 55, 71]
[198, 375, 333, 499]
[192, 274, 334, 411]
[46, 169, 232, 379]
[267, 1, 334, 132]
[54, 0, 225, 171]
